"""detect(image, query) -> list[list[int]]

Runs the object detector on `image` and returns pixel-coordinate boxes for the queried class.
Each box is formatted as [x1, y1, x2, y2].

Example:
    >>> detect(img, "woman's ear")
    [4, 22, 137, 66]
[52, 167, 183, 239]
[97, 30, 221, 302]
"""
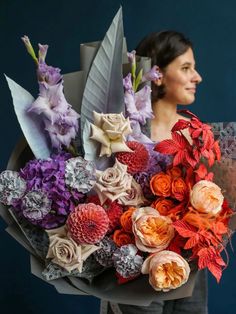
[153, 76, 163, 86]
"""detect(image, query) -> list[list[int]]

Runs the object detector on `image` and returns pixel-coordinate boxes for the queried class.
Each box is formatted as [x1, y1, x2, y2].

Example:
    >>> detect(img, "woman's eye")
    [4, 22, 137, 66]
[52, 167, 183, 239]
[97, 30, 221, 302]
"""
[182, 67, 189, 72]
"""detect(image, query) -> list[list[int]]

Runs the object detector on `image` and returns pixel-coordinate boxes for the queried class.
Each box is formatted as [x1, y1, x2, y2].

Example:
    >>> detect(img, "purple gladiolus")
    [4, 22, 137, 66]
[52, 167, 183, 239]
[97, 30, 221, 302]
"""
[125, 85, 154, 125]
[142, 65, 163, 82]
[29, 82, 80, 149]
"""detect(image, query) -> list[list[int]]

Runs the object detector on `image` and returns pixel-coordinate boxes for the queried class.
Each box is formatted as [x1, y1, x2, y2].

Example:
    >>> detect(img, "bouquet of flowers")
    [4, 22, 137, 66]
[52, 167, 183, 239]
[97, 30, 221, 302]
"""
[0, 8, 235, 306]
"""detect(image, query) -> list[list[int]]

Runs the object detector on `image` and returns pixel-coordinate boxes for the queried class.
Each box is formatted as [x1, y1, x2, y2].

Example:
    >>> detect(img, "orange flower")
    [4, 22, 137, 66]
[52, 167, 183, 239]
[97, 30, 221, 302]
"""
[171, 177, 188, 201]
[150, 172, 171, 197]
[167, 166, 182, 178]
[113, 229, 135, 247]
[151, 199, 175, 216]
[142, 250, 190, 291]
[132, 207, 175, 252]
[120, 207, 136, 233]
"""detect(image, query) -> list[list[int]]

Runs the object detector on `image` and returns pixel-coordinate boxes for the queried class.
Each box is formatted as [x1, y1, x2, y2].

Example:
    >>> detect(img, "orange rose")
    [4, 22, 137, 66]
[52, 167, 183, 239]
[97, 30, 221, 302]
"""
[190, 180, 224, 215]
[142, 250, 190, 291]
[120, 207, 136, 233]
[113, 229, 135, 247]
[151, 199, 175, 216]
[150, 172, 171, 197]
[171, 177, 188, 201]
[167, 166, 182, 178]
[132, 207, 175, 252]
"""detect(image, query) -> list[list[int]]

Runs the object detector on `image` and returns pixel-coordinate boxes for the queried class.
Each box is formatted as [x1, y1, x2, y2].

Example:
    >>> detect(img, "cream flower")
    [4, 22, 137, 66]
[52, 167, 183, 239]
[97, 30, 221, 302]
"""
[142, 250, 190, 291]
[94, 159, 133, 204]
[190, 180, 224, 215]
[90, 111, 133, 157]
[118, 178, 147, 207]
[46, 226, 99, 273]
[132, 207, 175, 253]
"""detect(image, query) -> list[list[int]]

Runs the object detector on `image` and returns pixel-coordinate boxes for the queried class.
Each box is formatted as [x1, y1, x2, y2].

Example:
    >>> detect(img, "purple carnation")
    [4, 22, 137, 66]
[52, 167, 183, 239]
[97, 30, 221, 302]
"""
[19, 152, 84, 229]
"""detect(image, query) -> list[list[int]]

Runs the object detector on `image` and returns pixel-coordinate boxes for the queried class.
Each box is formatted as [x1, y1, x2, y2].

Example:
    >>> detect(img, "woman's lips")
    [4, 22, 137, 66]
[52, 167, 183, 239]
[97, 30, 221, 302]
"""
[186, 88, 196, 93]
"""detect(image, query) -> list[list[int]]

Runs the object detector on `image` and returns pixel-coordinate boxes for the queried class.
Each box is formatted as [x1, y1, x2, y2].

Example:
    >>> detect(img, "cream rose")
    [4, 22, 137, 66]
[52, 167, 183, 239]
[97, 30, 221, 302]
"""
[90, 111, 133, 157]
[142, 250, 190, 291]
[46, 226, 99, 273]
[118, 178, 147, 207]
[94, 159, 133, 204]
[190, 180, 224, 215]
[132, 207, 175, 253]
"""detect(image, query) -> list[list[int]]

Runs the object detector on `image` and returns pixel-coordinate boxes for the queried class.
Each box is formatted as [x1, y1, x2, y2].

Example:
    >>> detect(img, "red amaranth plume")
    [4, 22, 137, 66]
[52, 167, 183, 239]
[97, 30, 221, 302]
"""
[115, 141, 149, 174]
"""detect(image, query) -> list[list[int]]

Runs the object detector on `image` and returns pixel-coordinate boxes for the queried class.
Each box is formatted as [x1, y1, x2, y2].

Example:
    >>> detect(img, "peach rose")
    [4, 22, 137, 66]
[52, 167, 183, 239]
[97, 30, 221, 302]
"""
[132, 207, 175, 252]
[171, 177, 188, 201]
[150, 172, 172, 197]
[190, 180, 224, 215]
[167, 166, 182, 178]
[142, 250, 190, 291]
[151, 199, 175, 216]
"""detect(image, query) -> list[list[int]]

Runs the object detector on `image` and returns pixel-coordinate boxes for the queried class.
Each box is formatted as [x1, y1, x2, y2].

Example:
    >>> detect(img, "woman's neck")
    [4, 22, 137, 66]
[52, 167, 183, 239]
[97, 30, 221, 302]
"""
[151, 100, 191, 143]
[152, 100, 178, 128]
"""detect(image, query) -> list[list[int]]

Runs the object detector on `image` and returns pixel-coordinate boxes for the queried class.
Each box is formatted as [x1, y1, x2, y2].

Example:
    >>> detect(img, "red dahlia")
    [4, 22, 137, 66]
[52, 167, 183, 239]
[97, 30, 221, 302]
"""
[66, 203, 109, 244]
[115, 141, 149, 174]
[86, 195, 123, 233]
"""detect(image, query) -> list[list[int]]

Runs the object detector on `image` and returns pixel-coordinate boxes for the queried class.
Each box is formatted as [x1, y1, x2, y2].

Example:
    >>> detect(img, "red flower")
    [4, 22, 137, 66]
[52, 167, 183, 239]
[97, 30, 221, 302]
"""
[86, 195, 123, 233]
[115, 141, 149, 174]
[66, 203, 109, 244]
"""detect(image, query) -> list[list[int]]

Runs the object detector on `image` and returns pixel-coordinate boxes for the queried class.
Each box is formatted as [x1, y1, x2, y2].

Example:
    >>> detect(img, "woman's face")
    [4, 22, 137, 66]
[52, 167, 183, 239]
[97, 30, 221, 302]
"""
[160, 48, 202, 105]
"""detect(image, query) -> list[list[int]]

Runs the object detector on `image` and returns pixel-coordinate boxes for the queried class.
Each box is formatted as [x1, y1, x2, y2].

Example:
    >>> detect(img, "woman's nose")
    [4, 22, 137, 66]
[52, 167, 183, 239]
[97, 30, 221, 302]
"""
[192, 70, 202, 84]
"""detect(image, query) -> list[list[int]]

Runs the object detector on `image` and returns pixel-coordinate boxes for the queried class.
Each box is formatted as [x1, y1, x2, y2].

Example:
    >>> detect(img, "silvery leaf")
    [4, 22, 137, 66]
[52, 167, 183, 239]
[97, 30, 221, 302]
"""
[81, 8, 124, 165]
[5, 75, 51, 159]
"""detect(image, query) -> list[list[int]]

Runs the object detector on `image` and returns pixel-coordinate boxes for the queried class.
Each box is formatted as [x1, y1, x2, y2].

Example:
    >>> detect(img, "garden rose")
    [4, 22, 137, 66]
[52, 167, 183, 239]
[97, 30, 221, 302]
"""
[132, 207, 175, 252]
[171, 177, 188, 201]
[190, 180, 224, 215]
[142, 250, 190, 291]
[150, 172, 171, 197]
[94, 159, 133, 204]
[90, 111, 132, 157]
[113, 229, 135, 247]
[151, 199, 175, 216]
[46, 226, 99, 273]
[118, 178, 147, 207]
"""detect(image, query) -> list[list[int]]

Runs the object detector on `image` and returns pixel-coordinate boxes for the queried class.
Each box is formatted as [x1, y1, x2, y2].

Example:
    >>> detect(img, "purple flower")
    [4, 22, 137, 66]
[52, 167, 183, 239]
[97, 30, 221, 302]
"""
[37, 62, 62, 85]
[29, 82, 80, 149]
[38, 44, 48, 63]
[123, 73, 133, 92]
[142, 65, 163, 82]
[127, 121, 153, 144]
[19, 153, 84, 229]
[127, 50, 136, 66]
[125, 85, 154, 125]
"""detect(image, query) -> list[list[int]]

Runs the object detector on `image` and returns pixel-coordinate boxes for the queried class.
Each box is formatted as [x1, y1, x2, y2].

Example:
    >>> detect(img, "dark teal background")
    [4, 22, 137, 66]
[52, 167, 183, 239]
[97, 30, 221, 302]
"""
[1, 1, 236, 313]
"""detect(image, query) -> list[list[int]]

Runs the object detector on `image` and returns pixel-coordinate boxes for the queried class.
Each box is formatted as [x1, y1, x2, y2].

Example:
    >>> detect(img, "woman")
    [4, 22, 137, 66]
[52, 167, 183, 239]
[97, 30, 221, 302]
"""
[105, 31, 208, 314]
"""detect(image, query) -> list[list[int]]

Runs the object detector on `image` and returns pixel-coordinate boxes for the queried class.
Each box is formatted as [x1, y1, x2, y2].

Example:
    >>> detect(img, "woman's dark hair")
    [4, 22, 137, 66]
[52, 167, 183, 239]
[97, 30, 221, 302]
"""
[136, 31, 193, 102]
